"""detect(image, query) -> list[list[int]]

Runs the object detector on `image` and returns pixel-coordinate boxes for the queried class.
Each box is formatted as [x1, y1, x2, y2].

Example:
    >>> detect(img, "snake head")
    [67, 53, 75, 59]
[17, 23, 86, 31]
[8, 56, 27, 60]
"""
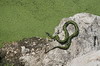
[45, 32, 51, 37]
[45, 32, 49, 35]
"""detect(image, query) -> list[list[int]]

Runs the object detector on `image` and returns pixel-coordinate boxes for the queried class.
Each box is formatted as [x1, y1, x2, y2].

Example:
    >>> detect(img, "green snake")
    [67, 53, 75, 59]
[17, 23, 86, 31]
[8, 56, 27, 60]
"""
[45, 21, 79, 53]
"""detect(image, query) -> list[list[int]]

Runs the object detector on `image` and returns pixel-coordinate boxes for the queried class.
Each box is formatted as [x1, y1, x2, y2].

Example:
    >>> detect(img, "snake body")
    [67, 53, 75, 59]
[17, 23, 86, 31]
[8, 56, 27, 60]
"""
[45, 21, 79, 53]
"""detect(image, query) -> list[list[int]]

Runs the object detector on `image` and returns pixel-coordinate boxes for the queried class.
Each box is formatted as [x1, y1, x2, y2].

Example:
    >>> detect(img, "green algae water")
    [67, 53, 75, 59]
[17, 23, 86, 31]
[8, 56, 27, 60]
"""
[0, 0, 100, 47]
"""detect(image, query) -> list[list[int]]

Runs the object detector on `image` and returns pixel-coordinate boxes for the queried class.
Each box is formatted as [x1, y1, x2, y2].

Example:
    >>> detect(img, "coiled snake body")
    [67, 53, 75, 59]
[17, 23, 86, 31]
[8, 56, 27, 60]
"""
[45, 21, 79, 53]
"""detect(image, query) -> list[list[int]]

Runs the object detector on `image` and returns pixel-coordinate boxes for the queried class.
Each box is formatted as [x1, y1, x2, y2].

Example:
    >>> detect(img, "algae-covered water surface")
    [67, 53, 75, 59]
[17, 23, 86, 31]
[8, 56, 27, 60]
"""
[0, 0, 100, 47]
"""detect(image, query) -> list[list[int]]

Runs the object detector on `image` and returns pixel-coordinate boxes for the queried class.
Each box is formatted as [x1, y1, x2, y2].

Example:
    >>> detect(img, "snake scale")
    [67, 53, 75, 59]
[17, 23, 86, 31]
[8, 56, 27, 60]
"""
[45, 21, 79, 53]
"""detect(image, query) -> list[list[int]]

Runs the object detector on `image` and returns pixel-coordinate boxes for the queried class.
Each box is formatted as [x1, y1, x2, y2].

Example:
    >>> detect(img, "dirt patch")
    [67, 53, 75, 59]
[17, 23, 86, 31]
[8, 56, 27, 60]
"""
[0, 37, 51, 66]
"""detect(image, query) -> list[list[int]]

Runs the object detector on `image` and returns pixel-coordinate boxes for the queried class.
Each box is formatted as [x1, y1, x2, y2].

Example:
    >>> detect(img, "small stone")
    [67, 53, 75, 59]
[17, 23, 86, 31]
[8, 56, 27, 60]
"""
[31, 48, 34, 52]
[14, 51, 17, 54]
[25, 41, 28, 43]
[33, 42, 36, 45]
[31, 52, 35, 55]
[21, 46, 26, 54]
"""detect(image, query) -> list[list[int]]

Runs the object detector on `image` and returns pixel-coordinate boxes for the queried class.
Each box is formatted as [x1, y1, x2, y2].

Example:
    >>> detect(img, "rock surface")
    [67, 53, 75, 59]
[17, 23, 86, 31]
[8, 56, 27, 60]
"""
[70, 50, 100, 66]
[51, 13, 100, 66]
[0, 13, 100, 66]
[0, 37, 49, 66]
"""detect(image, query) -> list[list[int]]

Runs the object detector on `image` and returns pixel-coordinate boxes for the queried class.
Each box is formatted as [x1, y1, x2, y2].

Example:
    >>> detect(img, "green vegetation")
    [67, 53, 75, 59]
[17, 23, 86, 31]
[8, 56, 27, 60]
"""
[0, 0, 100, 47]
[0, 63, 14, 66]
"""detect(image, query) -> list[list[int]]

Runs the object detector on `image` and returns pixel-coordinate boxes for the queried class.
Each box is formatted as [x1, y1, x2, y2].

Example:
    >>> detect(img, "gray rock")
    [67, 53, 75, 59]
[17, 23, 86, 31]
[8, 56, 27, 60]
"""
[43, 13, 100, 66]
[69, 50, 100, 66]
